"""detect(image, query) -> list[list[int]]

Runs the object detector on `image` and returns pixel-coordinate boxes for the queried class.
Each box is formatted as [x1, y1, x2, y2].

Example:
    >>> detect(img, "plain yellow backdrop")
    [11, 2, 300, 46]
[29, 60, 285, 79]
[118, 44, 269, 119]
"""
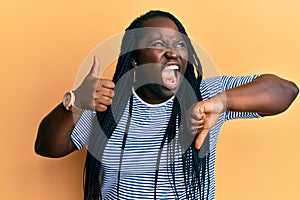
[1, 0, 299, 199]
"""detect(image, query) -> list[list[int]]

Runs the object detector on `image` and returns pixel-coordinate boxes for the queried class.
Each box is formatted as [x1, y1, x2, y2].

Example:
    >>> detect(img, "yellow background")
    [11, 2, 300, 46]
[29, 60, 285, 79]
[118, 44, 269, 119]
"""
[1, 0, 299, 199]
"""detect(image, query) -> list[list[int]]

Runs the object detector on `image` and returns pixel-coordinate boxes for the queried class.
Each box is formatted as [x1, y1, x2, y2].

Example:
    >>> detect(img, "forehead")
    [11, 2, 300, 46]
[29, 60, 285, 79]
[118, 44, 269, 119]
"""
[137, 17, 184, 44]
[143, 17, 179, 31]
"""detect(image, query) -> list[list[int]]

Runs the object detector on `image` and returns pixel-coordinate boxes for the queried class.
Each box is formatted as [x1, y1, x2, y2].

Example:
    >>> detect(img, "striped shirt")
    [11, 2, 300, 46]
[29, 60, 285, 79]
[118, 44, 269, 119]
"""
[71, 75, 261, 199]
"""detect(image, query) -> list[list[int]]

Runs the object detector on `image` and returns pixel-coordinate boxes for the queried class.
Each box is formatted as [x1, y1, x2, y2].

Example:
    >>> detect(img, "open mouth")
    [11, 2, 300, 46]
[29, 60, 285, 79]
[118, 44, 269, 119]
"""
[161, 65, 180, 90]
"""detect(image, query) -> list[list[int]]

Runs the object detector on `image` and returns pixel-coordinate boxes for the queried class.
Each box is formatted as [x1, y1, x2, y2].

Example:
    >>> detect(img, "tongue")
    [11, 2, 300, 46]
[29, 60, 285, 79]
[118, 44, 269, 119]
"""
[161, 68, 177, 89]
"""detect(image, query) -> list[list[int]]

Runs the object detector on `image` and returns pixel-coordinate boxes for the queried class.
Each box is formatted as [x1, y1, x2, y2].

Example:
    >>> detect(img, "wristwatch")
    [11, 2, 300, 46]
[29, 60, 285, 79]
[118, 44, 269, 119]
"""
[62, 91, 83, 113]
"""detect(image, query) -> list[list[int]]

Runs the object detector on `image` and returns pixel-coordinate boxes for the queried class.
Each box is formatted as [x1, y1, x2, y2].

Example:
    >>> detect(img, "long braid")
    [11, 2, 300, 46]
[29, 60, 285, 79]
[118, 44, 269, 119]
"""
[84, 31, 135, 200]
[84, 10, 209, 199]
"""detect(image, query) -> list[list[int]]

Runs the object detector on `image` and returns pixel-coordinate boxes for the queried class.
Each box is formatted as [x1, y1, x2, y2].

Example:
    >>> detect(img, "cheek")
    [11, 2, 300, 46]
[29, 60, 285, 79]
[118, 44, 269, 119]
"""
[181, 57, 188, 74]
[135, 65, 166, 90]
[136, 49, 149, 64]
[136, 49, 164, 64]
[142, 66, 162, 79]
[178, 49, 189, 61]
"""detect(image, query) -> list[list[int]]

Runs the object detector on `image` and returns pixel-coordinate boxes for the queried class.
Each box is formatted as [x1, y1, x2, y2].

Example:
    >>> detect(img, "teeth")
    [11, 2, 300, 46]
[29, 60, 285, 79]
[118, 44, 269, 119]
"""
[165, 65, 179, 70]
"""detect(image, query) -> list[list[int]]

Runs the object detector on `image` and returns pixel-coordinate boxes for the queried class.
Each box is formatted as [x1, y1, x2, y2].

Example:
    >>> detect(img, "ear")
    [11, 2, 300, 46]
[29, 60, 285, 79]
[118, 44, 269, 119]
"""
[131, 58, 137, 68]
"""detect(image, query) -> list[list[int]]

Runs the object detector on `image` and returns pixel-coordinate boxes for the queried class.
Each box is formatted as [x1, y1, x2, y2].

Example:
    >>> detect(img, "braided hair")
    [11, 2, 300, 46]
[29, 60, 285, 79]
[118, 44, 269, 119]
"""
[84, 10, 210, 199]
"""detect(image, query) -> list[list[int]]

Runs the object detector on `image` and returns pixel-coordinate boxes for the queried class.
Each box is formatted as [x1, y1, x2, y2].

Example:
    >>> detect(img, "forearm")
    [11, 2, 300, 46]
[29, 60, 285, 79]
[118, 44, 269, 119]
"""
[35, 103, 82, 158]
[224, 74, 298, 116]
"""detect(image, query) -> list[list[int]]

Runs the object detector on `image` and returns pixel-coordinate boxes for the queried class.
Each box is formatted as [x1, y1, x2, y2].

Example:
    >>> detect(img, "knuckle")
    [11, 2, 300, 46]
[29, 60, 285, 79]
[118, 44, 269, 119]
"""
[107, 98, 113, 105]
[109, 81, 115, 88]
[93, 93, 99, 100]
[96, 104, 107, 112]
[110, 90, 115, 97]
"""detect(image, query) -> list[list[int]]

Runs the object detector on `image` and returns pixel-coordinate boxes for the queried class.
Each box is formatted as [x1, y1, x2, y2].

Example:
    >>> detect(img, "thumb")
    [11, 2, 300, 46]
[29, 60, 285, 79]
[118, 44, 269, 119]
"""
[195, 129, 209, 150]
[89, 56, 100, 77]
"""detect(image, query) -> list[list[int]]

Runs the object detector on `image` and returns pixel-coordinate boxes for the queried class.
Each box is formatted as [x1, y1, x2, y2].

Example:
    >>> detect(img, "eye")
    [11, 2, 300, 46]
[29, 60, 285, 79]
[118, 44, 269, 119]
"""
[151, 41, 165, 47]
[176, 41, 187, 48]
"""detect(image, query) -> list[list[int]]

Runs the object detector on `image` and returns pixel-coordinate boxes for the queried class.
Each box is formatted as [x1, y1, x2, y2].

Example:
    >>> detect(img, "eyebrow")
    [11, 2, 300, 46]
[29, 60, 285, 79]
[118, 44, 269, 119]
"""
[145, 38, 186, 46]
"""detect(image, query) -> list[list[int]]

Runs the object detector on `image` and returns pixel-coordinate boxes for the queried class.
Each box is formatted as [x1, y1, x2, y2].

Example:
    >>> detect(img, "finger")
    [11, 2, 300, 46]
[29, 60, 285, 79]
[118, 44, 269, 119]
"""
[190, 112, 202, 120]
[92, 98, 109, 112]
[90, 56, 100, 78]
[199, 105, 205, 114]
[102, 88, 115, 98]
[194, 129, 209, 150]
[189, 117, 204, 126]
[98, 79, 115, 90]
[95, 95, 113, 106]
[94, 103, 108, 112]
[194, 114, 210, 149]
[190, 125, 204, 135]
[189, 107, 202, 120]
[98, 88, 115, 98]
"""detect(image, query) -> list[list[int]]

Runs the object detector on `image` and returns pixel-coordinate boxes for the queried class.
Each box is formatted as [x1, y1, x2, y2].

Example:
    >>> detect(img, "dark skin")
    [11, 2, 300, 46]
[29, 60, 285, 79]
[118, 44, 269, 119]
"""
[36, 103, 79, 157]
[35, 17, 299, 157]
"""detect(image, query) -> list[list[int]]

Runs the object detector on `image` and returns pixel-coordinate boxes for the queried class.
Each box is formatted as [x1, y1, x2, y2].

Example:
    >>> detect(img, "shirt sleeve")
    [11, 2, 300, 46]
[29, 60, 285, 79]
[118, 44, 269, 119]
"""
[70, 110, 96, 149]
[200, 74, 262, 121]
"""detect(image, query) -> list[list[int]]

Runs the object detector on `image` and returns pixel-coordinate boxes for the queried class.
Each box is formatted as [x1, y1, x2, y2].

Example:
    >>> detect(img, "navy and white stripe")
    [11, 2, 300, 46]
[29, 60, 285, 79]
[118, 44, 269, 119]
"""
[71, 110, 96, 149]
[71, 75, 261, 199]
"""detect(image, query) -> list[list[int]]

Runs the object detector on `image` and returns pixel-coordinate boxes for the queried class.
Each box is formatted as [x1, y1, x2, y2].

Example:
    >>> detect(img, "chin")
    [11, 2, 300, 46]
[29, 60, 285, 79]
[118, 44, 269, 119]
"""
[159, 85, 178, 97]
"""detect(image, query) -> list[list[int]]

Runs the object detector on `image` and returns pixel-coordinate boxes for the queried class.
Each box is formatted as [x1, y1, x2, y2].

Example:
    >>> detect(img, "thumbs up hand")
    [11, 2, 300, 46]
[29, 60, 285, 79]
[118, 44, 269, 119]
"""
[74, 56, 115, 112]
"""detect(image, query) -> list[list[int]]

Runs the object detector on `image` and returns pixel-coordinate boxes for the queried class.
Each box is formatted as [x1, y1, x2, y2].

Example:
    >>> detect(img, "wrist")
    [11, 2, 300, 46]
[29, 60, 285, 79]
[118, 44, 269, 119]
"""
[72, 90, 82, 108]
[62, 91, 84, 114]
[213, 92, 227, 113]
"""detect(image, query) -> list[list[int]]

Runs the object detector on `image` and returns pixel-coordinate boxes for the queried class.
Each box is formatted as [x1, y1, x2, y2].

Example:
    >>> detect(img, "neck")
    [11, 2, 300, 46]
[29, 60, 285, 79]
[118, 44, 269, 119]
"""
[134, 85, 174, 104]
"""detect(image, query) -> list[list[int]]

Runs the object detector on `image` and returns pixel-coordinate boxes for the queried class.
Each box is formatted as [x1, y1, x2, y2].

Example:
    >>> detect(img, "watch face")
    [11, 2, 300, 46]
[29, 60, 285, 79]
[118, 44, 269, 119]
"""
[63, 93, 72, 107]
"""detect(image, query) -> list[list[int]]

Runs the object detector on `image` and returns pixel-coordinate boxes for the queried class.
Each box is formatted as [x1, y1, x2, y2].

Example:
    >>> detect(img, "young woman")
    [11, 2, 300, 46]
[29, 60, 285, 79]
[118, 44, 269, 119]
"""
[35, 10, 298, 199]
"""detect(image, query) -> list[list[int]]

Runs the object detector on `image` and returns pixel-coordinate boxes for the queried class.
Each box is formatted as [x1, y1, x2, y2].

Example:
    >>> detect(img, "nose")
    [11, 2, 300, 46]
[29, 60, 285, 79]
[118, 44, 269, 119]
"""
[165, 50, 179, 60]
